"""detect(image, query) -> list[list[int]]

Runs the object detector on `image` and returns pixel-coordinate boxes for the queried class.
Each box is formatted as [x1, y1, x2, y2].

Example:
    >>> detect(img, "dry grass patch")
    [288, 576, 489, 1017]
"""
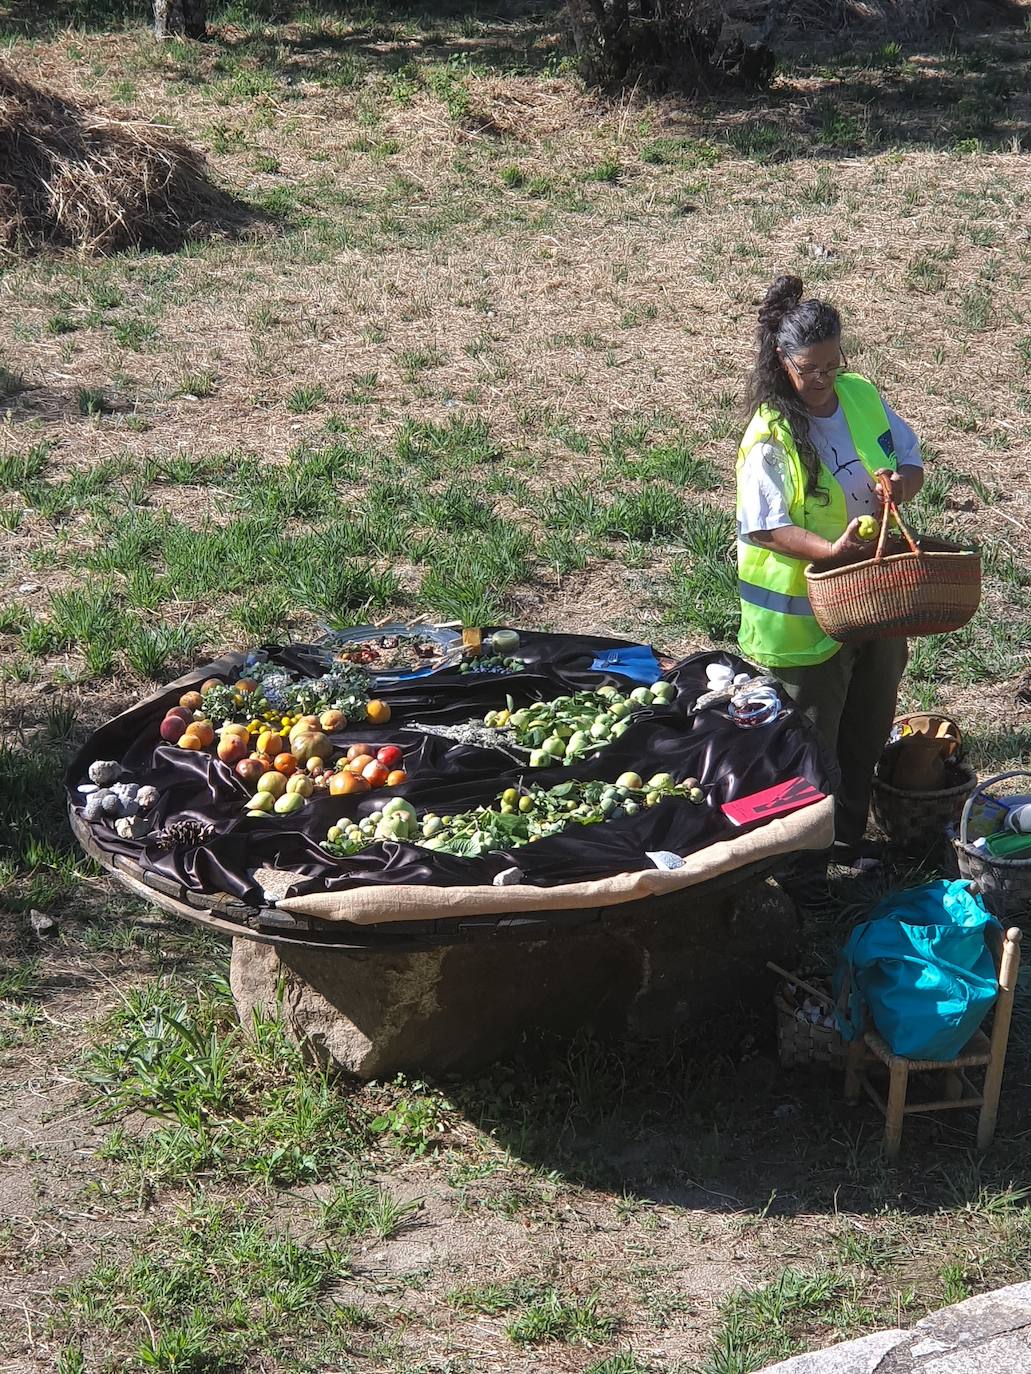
[0, 66, 260, 255]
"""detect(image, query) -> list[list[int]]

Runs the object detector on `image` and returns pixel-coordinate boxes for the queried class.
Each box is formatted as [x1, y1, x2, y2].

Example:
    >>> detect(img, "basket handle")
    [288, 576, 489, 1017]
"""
[959, 769, 1031, 846]
[873, 471, 921, 561]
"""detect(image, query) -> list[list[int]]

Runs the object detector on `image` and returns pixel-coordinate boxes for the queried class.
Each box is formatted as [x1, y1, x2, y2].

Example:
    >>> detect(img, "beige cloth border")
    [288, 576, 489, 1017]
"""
[278, 796, 834, 925]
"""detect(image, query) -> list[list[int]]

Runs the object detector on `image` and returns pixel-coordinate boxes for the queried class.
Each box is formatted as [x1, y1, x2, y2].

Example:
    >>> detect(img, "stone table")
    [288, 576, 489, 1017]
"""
[230, 874, 797, 1078]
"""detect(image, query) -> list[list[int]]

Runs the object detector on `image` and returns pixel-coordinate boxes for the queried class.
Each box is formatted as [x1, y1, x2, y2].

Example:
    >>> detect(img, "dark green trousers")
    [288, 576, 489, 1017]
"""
[775, 638, 908, 848]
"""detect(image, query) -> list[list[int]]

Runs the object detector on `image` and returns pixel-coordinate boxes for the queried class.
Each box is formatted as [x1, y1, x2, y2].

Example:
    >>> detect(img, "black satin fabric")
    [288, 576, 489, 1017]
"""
[66, 632, 836, 906]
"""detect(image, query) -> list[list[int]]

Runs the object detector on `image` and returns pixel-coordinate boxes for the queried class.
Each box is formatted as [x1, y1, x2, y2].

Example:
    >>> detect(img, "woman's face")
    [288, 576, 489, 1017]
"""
[779, 335, 845, 412]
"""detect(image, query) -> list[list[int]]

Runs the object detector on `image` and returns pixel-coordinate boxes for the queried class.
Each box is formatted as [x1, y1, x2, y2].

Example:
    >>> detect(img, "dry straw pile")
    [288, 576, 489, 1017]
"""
[0, 67, 251, 255]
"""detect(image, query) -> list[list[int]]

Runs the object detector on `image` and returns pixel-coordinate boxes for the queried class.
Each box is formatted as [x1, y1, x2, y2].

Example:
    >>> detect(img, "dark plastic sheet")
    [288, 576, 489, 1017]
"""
[67, 631, 837, 907]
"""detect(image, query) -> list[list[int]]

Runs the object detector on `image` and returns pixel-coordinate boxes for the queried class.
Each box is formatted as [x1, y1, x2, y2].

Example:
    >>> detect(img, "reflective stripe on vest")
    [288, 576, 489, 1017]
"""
[738, 579, 814, 617]
[736, 374, 896, 669]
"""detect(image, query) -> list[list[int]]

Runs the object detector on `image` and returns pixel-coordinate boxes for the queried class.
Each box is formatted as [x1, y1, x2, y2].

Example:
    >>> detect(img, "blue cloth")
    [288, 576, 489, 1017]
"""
[834, 879, 1000, 1061]
[589, 645, 661, 685]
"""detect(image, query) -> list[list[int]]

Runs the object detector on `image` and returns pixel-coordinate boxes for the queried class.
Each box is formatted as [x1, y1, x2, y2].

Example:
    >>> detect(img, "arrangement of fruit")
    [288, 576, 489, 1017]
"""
[168, 661, 377, 737]
[458, 654, 526, 676]
[480, 681, 677, 766]
[157, 682, 401, 818]
[322, 773, 704, 859]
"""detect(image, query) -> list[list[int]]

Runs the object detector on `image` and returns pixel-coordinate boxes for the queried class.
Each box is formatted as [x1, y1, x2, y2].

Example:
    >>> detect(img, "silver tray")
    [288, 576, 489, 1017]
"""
[314, 622, 463, 685]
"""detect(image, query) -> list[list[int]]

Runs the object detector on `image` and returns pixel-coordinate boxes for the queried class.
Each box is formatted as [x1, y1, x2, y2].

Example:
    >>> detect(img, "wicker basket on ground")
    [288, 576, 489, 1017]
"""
[771, 964, 846, 1069]
[955, 771, 1031, 925]
[872, 764, 978, 855]
[871, 712, 976, 855]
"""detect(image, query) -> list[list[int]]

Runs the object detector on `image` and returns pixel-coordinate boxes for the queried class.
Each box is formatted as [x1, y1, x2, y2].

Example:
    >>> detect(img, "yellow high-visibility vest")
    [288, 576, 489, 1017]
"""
[736, 373, 897, 668]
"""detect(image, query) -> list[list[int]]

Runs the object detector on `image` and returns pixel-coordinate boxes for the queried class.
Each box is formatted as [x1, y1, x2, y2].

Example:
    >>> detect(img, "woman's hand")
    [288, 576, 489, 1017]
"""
[874, 466, 924, 505]
[830, 519, 866, 559]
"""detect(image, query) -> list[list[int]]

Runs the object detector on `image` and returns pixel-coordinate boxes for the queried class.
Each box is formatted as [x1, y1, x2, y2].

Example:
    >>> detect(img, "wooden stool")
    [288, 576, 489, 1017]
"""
[844, 926, 1022, 1160]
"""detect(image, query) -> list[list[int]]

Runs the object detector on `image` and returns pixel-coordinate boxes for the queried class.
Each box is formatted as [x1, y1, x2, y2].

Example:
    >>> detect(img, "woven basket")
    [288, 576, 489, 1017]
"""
[872, 764, 977, 854]
[774, 986, 846, 1069]
[805, 476, 981, 644]
[955, 770, 1031, 924]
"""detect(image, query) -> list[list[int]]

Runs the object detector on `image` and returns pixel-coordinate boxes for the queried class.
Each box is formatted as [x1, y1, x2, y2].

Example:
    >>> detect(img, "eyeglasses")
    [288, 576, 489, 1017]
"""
[784, 352, 848, 381]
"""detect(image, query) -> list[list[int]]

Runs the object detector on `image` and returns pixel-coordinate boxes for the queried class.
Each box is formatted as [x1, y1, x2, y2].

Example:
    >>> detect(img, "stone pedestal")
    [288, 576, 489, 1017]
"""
[229, 877, 797, 1079]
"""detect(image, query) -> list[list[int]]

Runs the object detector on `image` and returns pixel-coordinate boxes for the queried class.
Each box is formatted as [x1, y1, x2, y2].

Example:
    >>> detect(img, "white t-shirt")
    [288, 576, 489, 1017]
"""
[737, 398, 922, 543]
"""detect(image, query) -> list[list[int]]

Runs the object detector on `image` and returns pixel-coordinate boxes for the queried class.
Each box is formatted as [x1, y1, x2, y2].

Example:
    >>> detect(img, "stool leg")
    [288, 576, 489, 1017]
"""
[884, 1059, 908, 1161]
[844, 1039, 865, 1105]
[943, 1070, 963, 1102]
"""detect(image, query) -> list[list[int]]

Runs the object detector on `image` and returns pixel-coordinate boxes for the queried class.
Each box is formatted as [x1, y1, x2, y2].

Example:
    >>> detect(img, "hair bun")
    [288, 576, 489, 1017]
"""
[758, 274, 804, 331]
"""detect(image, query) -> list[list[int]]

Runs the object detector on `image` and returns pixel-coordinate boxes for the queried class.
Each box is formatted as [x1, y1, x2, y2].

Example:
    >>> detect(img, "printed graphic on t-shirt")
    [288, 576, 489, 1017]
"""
[825, 443, 876, 512]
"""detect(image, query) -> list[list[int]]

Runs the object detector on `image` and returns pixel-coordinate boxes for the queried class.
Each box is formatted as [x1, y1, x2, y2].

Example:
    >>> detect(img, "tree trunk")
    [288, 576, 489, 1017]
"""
[154, 0, 207, 40]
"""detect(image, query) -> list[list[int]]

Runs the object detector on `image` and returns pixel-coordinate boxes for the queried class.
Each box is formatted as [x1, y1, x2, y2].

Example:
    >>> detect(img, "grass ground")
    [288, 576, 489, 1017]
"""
[1, 1, 1030, 1371]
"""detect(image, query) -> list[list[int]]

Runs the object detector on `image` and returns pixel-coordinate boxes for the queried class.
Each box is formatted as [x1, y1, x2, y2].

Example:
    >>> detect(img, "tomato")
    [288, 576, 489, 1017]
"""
[361, 761, 390, 788]
[376, 745, 403, 769]
[346, 754, 376, 775]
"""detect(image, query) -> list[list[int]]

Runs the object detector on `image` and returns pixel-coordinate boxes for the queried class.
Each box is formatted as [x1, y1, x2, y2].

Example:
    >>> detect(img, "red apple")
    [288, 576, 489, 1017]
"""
[376, 745, 403, 769]
[235, 758, 265, 785]
[160, 714, 187, 743]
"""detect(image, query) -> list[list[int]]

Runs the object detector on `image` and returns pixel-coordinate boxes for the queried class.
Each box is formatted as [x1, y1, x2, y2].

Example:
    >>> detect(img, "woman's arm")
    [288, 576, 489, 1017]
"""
[749, 519, 865, 562]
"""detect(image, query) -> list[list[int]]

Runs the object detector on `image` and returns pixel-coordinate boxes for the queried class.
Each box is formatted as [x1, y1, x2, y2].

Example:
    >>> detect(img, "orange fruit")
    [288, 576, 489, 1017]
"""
[386, 769, 408, 787]
[201, 678, 223, 695]
[190, 720, 215, 748]
[273, 752, 298, 776]
[329, 771, 370, 797]
[366, 699, 391, 725]
[179, 690, 203, 712]
[235, 678, 258, 693]
[347, 754, 376, 776]
[178, 732, 204, 750]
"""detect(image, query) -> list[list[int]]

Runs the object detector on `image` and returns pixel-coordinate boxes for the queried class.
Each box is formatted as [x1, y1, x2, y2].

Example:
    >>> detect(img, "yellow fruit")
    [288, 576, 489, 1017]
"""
[366, 699, 391, 725]
[286, 774, 314, 797]
[857, 515, 878, 540]
[291, 731, 331, 763]
[245, 792, 274, 813]
[274, 792, 306, 815]
[257, 771, 287, 798]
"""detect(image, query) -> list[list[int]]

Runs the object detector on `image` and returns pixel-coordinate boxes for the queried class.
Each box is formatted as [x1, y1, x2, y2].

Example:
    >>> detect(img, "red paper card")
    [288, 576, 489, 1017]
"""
[721, 776, 826, 828]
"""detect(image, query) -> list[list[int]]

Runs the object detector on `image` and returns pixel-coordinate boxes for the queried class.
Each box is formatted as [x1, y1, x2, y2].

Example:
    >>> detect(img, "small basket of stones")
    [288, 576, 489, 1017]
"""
[769, 963, 846, 1070]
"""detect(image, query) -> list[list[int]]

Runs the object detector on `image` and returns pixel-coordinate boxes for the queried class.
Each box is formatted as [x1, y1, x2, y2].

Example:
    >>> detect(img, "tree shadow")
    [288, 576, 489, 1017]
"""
[441, 859, 1031, 1220]
[443, 1005, 1031, 1221]
[3, 1, 1027, 155]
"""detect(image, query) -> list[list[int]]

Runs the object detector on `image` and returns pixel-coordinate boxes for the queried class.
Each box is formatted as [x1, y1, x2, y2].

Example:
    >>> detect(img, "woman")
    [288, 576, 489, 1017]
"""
[737, 274, 925, 867]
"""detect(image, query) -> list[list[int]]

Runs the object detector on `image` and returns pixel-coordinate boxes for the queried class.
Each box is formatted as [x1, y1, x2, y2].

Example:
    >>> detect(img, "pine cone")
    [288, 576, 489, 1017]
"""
[154, 819, 215, 851]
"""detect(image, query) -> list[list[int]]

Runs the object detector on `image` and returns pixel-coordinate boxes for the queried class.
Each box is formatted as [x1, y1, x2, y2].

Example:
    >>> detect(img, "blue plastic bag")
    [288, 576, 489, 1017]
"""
[835, 879, 1000, 1061]
[588, 645, 661, 685]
